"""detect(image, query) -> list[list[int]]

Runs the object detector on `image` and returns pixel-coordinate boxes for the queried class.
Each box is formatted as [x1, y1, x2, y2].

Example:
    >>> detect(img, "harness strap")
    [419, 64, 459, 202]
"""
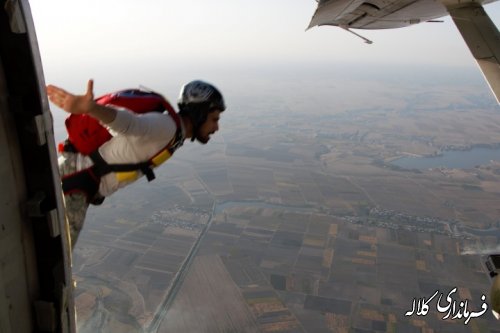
[89, 150, 156, 181]
[62, 168, 100, 203]
[87, 125, 183, 183]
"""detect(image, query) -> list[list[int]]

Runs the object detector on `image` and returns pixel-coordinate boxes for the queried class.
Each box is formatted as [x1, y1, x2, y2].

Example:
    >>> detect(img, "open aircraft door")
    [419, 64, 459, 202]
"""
[0, 0, 75, 332]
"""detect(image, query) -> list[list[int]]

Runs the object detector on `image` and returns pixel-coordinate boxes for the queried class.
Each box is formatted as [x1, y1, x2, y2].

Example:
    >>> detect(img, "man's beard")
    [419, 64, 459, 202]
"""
[196, 133, 210, 144]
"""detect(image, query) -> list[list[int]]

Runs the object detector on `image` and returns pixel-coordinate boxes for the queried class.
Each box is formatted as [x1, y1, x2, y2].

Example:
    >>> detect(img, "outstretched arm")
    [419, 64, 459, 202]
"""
[46, 79, 117, 124]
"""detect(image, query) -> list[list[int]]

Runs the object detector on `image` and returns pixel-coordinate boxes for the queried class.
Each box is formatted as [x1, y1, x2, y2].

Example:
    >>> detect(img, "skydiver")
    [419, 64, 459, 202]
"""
[46, 79, 225, 247]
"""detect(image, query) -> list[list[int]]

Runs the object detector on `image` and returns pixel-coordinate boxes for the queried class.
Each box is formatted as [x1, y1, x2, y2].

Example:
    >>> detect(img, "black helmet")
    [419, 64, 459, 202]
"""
[178, 80, 225, 142]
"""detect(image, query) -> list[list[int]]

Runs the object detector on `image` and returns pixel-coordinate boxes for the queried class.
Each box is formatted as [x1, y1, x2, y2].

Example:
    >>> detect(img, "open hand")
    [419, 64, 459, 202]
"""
[46, 79, 95, 115]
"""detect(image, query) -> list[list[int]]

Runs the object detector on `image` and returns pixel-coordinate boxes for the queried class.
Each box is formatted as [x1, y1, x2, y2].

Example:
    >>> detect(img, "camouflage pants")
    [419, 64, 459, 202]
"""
[58, 152, 90, 248]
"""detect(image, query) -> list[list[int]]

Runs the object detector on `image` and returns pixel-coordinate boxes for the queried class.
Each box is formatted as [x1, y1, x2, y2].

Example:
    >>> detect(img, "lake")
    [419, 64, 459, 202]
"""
[391, 147, 500, 170]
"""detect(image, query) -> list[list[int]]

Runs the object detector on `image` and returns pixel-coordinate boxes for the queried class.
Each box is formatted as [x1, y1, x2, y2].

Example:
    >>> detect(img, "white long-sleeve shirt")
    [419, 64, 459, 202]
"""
[68, 108, 184, 197]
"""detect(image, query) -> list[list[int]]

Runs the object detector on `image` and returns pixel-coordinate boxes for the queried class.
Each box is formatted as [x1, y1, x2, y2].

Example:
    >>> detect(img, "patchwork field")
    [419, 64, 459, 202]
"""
[73, 76, 500, 332]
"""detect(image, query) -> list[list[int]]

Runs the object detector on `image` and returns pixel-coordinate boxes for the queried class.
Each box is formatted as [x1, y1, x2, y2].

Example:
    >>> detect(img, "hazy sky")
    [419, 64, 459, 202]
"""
[29, 0, 500, 116]
[30, 1, 500, 70]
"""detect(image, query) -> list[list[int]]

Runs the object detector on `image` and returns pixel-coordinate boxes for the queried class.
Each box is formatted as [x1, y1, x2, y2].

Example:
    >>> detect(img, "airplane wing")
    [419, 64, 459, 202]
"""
[1, 0, 75, 332]
[308, 0, 500, 103]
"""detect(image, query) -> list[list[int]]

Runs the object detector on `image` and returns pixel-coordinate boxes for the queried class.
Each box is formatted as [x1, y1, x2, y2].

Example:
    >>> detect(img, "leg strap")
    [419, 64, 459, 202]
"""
[62, 168, 100, 204]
